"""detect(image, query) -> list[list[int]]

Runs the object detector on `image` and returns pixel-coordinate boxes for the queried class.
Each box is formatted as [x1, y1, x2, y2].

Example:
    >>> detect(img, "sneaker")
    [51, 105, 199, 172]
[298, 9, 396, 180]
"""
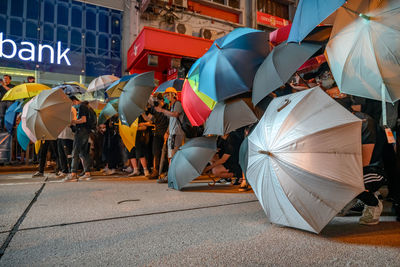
[231, 178, 240, 185]
[144, 169, 150, 177]
[157, 176, 168, 183]
[32, 172, 44, 178]
[62, 174, 78, 182]
[238, 184, 251, 192]
[56, 172, 68, 178]
[216, 178, 231, 184]
[128, 170, 140, 177]
[350, 199, 365, 213]
[79, 174, 92, 181]
[101, 167, 109, 173]
[359, 198, 383, 225]
[148, 171, 159, 180]
[123, 166, 132, 173]
[104, 169, 116, 176]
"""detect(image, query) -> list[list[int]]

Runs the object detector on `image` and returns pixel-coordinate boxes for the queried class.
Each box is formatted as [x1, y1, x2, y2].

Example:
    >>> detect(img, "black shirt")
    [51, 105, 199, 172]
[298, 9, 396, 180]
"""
[152, 104, 169, 136]
[76, 103, 89, 129]
[217, 131, 242, 167]
[0, 83, 14, 100]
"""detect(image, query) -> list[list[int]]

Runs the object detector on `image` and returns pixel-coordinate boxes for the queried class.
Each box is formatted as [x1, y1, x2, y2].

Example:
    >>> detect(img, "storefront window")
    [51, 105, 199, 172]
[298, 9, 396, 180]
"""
[0, 17, 6, 33]
[99, 13, 109, 33]
[71, 29, 82, 49]
[257, 0, 289, 20]
[71, 7, 82, 28]
[111, 37, 120, 57]
[98, 34, 108, 51]
[43, 23, 54, 41]
[57, 26, 68, 44]
[85, 31, 96, 48]
[11, 0, 23, 17]
[27, 0, 40, 20]
[0, 0, 7, 15]
[57, 5, 69, 25]
[209, 0, 239, 8]
[111, 17, 120, 35]
[86, 10, 96, 31]
[26, 21, 38, 39]
[10, 19, 22, 37]
[44, 1, 55, 23]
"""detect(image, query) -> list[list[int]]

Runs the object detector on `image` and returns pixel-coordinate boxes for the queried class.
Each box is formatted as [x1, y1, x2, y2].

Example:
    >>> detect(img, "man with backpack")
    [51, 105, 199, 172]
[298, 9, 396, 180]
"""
[63, 96, 93, 181]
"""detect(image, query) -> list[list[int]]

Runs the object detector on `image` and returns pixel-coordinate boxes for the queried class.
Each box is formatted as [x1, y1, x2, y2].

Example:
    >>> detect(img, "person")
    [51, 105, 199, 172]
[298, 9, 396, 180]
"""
[0, 75, 15, 131]
[63, 96, 91, 181]
[26, 76, 35, 83]
[101, 115, 121, 175]
[142, 93, 169, 179]
[154, 87, 184, 183]
[31, 140, 58, 178]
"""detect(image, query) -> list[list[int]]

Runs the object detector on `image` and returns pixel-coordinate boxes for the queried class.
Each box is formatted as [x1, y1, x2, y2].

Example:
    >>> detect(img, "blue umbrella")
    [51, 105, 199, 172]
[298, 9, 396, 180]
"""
[105, 73, 137, 98]
[287, 0, 345, 43]
[4, 101, 23, 133]
[53, 84, 86, 95]
[154, 79, 184, 93]
[197, 28, 269, 102]
[17, 123, 30, 151]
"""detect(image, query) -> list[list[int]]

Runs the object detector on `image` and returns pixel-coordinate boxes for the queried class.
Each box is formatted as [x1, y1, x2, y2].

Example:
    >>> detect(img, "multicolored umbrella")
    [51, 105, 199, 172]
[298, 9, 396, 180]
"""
[118, 119, 138, 152]
[1, 83, 50, 101]
[105, 73, 137, 98]
[197, 28, 269, 101]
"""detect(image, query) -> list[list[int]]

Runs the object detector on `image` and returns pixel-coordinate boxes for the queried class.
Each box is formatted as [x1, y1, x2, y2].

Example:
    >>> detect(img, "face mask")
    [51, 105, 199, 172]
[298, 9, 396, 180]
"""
[164, 97, 169, 104]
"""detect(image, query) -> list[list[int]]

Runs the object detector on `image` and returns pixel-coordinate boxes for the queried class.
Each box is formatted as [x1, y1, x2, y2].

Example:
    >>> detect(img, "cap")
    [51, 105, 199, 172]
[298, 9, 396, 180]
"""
[164, 87, 177, 95]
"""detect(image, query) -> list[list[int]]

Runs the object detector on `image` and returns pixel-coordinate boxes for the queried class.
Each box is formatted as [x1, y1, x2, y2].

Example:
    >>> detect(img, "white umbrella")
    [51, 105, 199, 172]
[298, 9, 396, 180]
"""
[21, 99, 37, 142]
[87, 75, 119, 92]
[247, 87, 364, 233]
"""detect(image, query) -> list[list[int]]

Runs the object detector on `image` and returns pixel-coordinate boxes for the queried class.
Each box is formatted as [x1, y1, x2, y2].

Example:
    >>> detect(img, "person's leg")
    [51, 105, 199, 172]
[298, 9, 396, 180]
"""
[63, 139, 73, 173]
[33, 141, 49, 177]
[57, 139, 68, 174]
[139, 157, 149, 176]
[78, 130, 91, 175]
[69, 135, 81, 179]
[212, 165, 234, 178]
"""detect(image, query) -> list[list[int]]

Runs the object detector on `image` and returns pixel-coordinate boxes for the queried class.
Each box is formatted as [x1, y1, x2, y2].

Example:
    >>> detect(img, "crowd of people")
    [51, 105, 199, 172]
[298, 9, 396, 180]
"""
[1, 64, 400, 226]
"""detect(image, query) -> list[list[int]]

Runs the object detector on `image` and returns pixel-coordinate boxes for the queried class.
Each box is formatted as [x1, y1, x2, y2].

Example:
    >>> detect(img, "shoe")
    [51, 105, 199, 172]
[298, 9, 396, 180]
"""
[79, 174, 92, 181]
[32, 172, 44, 178]
[157, 176, 168, 183]
[359, 197, 383, 225]
[231, 178, 240, 185]
[101, 167, 109, 173]
[144, 169, 150, 177]
[62, 174, 78, 182]
[148, 171, 159, 180]
[350, 200, 365, 213]
[216, 178, 231, 184]
[123, 166, 132, 173]
[128, 170, 140, 177]
[104, 169, 116, 176]
[56, 172, 68, 178]
[238, 184, 251, 192]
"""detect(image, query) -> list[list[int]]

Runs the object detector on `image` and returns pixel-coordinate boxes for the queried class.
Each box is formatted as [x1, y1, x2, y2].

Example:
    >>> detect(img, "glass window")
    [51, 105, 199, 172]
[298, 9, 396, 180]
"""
[10, 19, 22, 37]
[111, 37, 120, 57]
[27, 0, 40, 19]
[213, 0, 224, 5]
[57, 5, 69, 25]
[57, 26, 68, 44]
[26, 21, 38, 39]
[43, 23, 54, 41]
[99, 13, 108, 33]
[111, 17, 120, 35]
[71, 29, 81, 46]
[44, 1, 55, 23]
[86, 10, 96, 31]
[98, 34, 108, 50]
[11, 0, 23, 17]
[228, 0, 239, 8]
[0, 17, 6, 33]
[85, 31, 96, 48]
[71, 7, 82, 28]
[0, 0, 7, 15]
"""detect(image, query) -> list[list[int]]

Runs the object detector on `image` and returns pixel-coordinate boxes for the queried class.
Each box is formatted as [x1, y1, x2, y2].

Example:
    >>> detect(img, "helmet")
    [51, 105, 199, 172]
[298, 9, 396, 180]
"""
[164, 87, 177, 95]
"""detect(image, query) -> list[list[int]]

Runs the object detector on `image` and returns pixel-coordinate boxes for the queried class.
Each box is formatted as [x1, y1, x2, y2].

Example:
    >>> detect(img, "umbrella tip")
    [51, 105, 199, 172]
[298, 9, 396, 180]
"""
[258, 150, 272, 156]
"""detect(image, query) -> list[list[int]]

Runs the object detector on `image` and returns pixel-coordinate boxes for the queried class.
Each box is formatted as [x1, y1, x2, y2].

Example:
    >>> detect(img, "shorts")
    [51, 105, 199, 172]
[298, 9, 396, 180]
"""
[223, 162, 242, 179]
[152, 135, 164, 159]
[167, 134, 184, 158]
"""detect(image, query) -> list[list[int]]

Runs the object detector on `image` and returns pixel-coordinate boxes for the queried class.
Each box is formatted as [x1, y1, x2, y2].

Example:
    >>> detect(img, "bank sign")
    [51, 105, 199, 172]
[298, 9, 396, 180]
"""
[0, 33, 83, 75]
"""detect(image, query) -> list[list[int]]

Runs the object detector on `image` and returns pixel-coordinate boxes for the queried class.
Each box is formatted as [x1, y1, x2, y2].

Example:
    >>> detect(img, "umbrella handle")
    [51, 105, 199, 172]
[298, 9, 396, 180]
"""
[277, 99, 291, 112]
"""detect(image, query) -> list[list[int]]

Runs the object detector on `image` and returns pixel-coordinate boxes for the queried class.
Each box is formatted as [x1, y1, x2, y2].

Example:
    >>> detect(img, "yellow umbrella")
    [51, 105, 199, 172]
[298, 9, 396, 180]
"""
[2, 83, 51, 101]
[35, 140, 42, 154]
[118, 118, 138, 152]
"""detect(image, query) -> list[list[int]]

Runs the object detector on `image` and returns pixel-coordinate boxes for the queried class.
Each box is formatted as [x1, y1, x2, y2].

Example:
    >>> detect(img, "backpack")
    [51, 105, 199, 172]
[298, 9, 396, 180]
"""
[178, 113, 203, 138]
[86, 106, 98, 131]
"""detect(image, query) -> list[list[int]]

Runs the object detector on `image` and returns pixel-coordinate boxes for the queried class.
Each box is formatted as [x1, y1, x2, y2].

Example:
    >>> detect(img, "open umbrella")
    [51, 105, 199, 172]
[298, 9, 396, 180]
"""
[118, 119, 138, 152]
[197, 28, 268, 101]
[270, 24, 333, 47]
[203, 99, 258, 136]
[24, 88, 72, 140]
[105, 73, 137, 98]
[118, 71, 155, 126]
[1, 83, 50, 101]
[168, 136, 217, 190]
[16, 123, 30, 151]
[53, 84, 86, 96]
[88, 99, 107, 115]
[87, 75, 119, 93]
[154, 79, 184, 93]
[4, 101, 23, 133]
[98, 99, 119, 125]
[21, 99, 37, 142]
[246, 87, 364, 233]
[325, 0, 400, 125]
[64, 81, 87, 89]
[287, 0, 346, 43]
[252, 41, 321, 105]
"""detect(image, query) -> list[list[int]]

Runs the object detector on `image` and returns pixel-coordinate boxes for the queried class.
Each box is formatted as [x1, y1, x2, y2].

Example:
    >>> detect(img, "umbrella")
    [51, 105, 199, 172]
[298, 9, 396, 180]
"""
[118, 119, 138, 152]
[246, 87, 364, 233]
[4, 101, 23, 133]
[53, 84, 86, 95]
[297, 54, 327, 73]
[270, 25, 333, 47]
[105, 73, 137, 98]
[24, 88, 72, 140]
[203, 99, 258, 136]
[21, 99, 37, 142]
[168, 136, 217, 190]
[287, 0, 346, 43]
[238, 136, 249, 180]
[252, 41, 321, 105]
[16, 123, 30, 151]
[98, 99, 119, 125]
[1, 83, 50, 101]
[154, 79, 184, 93]
[197, 27, 269, 101]
[118, 71, 155, 126]
[64, 81, 87, 89]
[88, 99, 107, 115]
[325, 0, 400, 108]
[87, 75, 119, 92]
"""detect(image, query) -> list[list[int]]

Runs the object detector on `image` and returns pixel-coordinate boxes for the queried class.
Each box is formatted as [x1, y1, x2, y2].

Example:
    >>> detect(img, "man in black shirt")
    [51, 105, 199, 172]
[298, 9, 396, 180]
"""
[64, 96, 91, 181]
[0, 75, 15, 131]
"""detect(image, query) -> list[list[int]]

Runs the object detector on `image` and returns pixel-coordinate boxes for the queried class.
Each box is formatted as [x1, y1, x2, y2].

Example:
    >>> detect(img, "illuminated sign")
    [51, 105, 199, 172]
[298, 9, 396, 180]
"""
[0, 33, 71, 65]
[257, 12, 290, 28]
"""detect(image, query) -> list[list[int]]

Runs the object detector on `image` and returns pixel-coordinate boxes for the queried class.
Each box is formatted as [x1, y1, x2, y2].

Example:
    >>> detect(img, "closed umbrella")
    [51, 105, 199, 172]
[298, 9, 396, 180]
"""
[203, 99, 258, 136]
[118, 119, 138, 152]
[154, 79, 184, 93]
[105, 73, 137, 98]
[118, 71, 155, 126]
[252, 41, 321, 105]
[98, 99, 119, 125]
[24, 88, 72, 140]
[198, 28, 268, 101]
[168, 136, 217, 190]
[4, 101, 23, 133]
[247, 87, 364, 233]
[87, 75, 119, 92]
[2, 83, 50, 101]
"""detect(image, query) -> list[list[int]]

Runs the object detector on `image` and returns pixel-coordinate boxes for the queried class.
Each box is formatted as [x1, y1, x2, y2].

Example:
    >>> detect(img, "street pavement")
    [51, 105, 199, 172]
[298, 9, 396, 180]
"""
[0, 171, 399, 266]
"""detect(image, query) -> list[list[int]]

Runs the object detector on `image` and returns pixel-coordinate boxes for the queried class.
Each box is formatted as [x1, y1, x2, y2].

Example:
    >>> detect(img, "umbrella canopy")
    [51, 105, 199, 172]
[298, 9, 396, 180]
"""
[98, 99, 119, 125]
[197, 28, 269, 101]
[118, 119, 138, 152]
[252, 41, 321, 105]
[87, 75, 119, 92]
[271, 25, 333, 47]
[21, 99, 37, 142]
[24, 88, 72, 140]
[154, 79, 184, 93]
[168, 136, 217, 190]
[4, 101, 23, 133]
[16, 123, 30, 151]
[64, 81, 87, 89]
[246, 87, 364, 233]
[53, 84, 86, 96]
[105, 73, 137, 98]
[239, 136, 249, 179]
[325, 0, 400, 103]
[287, 0, 345, 43]
[118, 71, 155, 126]
[203, 99, 258, 136]
[2, 83, 50, 101]
[88, 99, 107, 115]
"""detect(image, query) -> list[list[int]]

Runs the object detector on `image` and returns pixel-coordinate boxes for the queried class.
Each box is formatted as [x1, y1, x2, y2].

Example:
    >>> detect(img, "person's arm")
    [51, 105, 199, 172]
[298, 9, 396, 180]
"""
[142, 112, 153, 122]
[204, 154, 231, 172]
[155, 106, 180, 118]
[1, 82, 11, 91]
[72, 116, 86, 125]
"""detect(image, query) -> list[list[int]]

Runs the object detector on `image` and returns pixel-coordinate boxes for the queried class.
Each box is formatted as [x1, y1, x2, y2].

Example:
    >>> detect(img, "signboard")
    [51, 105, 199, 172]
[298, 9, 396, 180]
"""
[257, 12, 290, 28]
